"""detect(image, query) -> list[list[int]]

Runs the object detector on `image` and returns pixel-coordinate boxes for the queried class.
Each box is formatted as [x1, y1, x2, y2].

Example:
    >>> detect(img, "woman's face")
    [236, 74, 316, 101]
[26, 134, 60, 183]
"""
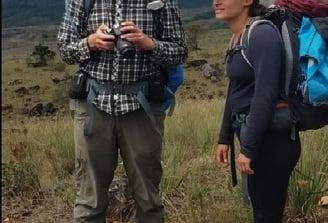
[213, 0, 251, 22]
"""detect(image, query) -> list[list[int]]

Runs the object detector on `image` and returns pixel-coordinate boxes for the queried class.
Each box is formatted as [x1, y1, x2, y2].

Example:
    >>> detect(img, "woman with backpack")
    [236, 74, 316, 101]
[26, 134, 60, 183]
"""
[213, 0, 301, 222]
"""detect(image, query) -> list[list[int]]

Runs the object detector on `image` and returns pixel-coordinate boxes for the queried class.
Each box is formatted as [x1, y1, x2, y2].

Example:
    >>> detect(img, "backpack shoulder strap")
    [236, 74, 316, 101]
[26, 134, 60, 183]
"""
[82, 0, 96, 36]
[240, 18, 279, 69]
[84, 0, 95, 17]
[65, 0, 96, 17]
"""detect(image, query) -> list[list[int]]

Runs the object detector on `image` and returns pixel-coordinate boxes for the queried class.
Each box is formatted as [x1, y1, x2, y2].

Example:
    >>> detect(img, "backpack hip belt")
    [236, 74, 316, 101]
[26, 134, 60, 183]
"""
[86, 78, 149, 95]
[83, 78, 157, 136]
[231, 112, 248, 125]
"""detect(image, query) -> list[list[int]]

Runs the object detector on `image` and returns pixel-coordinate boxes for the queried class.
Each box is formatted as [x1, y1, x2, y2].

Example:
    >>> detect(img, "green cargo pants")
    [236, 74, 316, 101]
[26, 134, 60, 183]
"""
[72, 99, 166, 223]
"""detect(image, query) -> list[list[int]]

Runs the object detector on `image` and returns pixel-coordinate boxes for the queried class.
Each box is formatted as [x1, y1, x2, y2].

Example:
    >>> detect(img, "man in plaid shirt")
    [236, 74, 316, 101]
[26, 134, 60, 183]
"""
[57, 0, 187, 222]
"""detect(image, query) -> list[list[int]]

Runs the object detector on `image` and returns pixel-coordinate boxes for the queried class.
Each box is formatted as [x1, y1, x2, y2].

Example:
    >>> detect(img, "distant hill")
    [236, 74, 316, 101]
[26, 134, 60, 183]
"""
[178, 0, 212, 8]
[2, 0, 64, 28]
[1, 0, 213, 28]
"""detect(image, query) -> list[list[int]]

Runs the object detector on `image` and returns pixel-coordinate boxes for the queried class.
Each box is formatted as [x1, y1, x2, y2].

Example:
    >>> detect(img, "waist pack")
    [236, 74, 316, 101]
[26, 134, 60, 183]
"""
[239, 6, 328, 133]
[69, 71, 89, 99]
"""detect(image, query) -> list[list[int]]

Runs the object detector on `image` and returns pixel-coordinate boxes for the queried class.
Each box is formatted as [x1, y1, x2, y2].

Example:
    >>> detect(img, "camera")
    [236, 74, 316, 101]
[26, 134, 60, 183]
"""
[104, 24, 136, 58]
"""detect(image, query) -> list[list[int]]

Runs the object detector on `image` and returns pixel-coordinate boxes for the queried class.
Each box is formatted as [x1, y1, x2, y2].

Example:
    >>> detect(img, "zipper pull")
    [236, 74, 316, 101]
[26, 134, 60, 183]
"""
[77, 73, 84, 85]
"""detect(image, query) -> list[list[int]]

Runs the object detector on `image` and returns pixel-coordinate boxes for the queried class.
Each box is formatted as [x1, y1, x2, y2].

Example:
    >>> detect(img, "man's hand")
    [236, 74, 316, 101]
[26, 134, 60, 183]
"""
[215, 144, 229, 168]
[87, 24, 115, 51]
[120, 21, 155, 51]
[236, 153, 254, 175]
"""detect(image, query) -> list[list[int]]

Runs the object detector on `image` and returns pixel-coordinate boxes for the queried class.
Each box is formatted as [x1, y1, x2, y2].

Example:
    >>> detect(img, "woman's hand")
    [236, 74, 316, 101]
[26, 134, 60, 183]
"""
[236, 153, 254, 175]
[215, 144, 229, 168]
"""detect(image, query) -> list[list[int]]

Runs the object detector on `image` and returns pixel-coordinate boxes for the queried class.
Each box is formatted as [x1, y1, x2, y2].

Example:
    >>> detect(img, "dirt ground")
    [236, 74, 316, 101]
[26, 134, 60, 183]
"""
[2, 194, 73, 223]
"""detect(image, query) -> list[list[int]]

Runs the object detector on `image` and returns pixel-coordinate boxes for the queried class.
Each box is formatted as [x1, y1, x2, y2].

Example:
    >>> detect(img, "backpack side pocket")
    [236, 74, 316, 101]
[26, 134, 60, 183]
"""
[270, 105, 293, 132]
[147, 73, 168, 103]
[69, 71, 89, 99]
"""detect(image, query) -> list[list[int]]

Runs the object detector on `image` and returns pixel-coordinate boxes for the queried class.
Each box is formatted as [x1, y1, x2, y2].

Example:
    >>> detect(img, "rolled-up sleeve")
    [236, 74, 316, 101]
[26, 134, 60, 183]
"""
[149, 0, 188, 65]
[57, 0, 91, 65]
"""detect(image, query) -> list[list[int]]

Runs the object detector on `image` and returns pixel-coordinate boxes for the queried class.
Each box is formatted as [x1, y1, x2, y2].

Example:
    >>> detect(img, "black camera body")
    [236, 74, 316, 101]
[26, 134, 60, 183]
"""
[105, 24, 136, 58]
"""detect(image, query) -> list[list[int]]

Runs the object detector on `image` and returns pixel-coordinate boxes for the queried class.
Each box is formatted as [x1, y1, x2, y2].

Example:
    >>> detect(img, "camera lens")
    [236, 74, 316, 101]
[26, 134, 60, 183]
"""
[116, 38, 136, 58]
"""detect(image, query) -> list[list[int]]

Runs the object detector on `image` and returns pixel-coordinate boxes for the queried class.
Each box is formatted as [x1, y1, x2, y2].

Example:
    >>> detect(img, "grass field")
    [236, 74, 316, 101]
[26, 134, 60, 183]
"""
[2, 26, 328, 223]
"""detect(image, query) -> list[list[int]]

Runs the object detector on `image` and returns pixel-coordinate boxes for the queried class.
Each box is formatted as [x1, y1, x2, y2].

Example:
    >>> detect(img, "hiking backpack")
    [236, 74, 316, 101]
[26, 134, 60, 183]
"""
[239, 6, 328, 132]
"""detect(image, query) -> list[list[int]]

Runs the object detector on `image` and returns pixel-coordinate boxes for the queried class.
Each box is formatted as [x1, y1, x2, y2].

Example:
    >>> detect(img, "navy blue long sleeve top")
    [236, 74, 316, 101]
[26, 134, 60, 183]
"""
[218, 23, 285, 159]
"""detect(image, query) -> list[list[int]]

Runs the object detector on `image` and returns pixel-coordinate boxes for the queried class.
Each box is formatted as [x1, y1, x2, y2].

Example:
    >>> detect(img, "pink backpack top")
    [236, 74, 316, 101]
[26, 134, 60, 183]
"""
[274, 0, 328, 17]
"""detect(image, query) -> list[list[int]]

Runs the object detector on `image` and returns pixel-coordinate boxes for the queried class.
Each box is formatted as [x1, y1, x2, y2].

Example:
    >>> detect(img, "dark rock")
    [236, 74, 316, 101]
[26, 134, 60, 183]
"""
[9, 79, 23, 85]
[44, 103, 55, 115]
[15, 87, 29, 97]
[2, 103, 13, 111]
[185, 59, 208, 68]
[29, 103, 43, 116]
[201, 63, 221, 80]
[106, 177, 135, 222]
[28, 85, 40, 93]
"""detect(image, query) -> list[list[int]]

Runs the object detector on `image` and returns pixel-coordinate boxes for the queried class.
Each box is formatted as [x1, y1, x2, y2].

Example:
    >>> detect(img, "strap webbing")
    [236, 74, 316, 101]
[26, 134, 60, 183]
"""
[84, 0, 95, 16]
[81, 0, 96, 36]
[230, 139, 238, 187]
[83, 79, 156, 136]
[166, 87, 175, 116]
[136, 91, 157, 125]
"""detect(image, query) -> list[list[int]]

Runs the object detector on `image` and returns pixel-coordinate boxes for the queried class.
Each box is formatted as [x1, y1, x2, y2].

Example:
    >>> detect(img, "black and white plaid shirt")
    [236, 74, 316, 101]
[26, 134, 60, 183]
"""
[57, 0, 188, 116]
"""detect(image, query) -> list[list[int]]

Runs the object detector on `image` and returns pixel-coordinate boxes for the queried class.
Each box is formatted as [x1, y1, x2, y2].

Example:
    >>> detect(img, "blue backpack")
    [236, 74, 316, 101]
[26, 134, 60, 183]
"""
[163, 64, 184, 114]
[298, 17, 328, 105]
[239, 6, 328, 133]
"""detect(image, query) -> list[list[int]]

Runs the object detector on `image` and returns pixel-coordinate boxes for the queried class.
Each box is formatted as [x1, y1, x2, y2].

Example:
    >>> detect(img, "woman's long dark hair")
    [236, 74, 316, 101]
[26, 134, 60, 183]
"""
[249, 0, 268, 17]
